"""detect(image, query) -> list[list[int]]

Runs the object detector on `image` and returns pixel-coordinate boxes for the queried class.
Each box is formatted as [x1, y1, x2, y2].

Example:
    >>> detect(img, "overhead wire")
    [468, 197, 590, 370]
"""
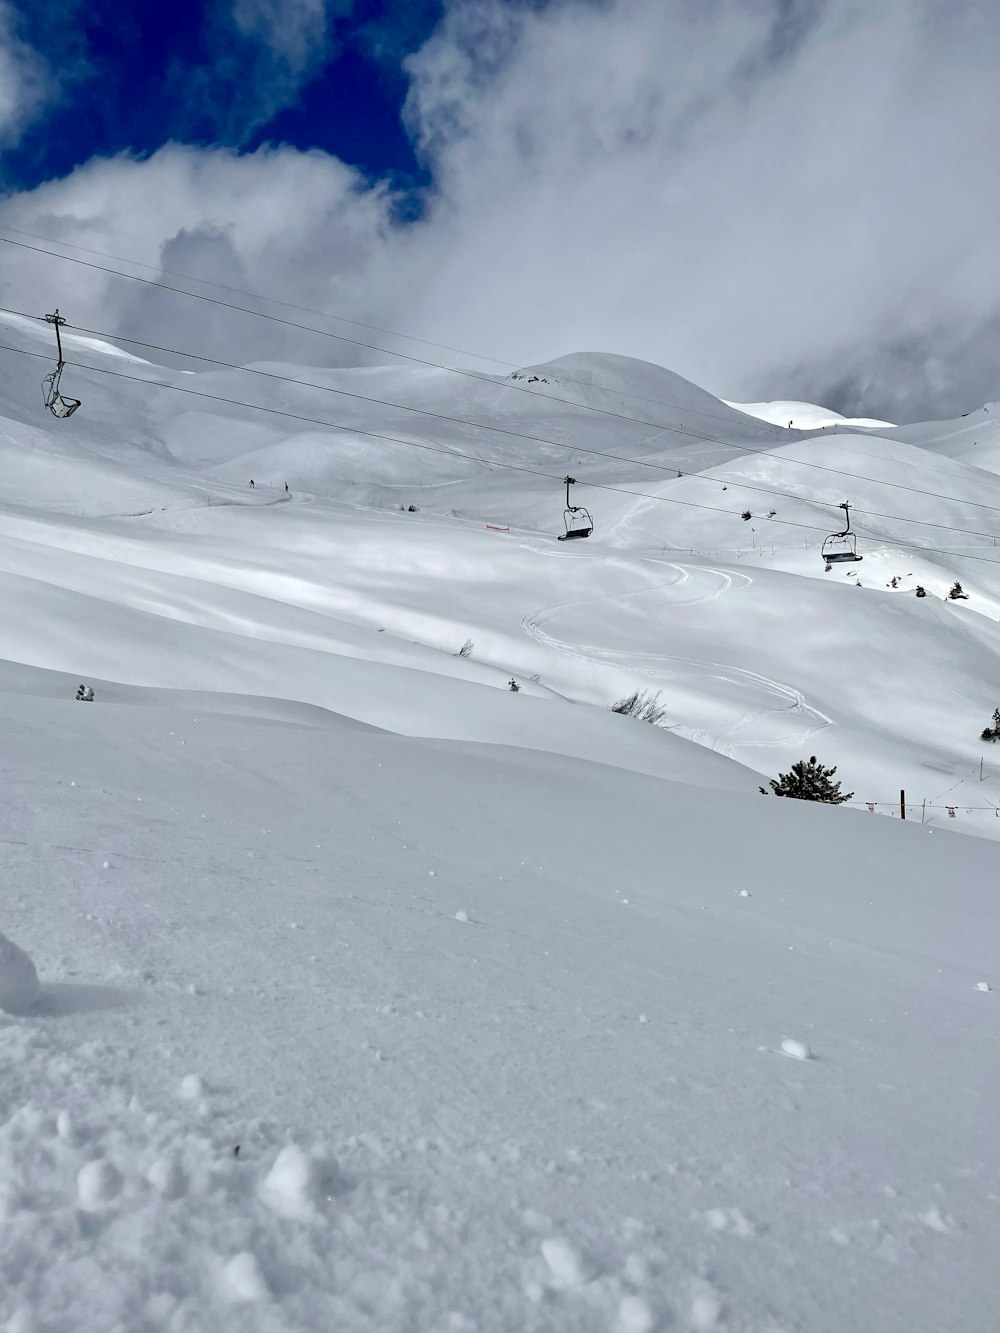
[0, 224, 512, 369]
[6, 233, 998, 523]
[0, 224, 791, 434]
[0, 233, 816, 438]
[8, 334, 1000, 568]
[4, 304, 1000, 546]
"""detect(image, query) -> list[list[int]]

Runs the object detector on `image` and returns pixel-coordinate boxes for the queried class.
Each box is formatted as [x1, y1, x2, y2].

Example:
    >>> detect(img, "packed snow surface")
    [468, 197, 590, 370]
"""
[1, 321, 998, 1330]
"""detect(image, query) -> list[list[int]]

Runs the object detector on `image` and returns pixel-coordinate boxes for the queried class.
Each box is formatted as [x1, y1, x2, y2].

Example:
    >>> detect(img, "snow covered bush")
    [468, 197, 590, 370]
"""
[981, 708, 1000, 742]
[915, 586, 927, 598]
[949, 581, 969, 600]
[457, 639, 474, 658]
[741, 510, 752, 521]
[508, 678, 521, 692]
[761, 756, 853, 804]
[75, 683, 94, 702]
[611, 690, 668, 726]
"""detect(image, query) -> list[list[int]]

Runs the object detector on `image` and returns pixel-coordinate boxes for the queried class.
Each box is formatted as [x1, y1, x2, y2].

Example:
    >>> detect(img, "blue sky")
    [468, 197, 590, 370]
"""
[3, 0, 442, 193]
[1, 0, 998, 421]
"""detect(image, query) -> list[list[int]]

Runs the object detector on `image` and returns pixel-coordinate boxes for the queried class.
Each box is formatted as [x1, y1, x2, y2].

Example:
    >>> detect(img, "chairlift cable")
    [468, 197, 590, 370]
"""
[7, 335, 1000, 568]
[2, 238, 992, 513]
[1, 235, 776, 435]
[4, 305, 1000, 544]
[0, 226, 787, 434]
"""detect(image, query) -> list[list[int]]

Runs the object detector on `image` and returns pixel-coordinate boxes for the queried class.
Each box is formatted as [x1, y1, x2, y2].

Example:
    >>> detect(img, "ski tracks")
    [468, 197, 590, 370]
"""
[522, 560, 831, 750]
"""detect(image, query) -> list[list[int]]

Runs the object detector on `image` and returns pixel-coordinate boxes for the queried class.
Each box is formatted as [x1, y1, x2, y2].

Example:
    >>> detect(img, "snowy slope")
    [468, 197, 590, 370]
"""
[2, 672, 998, 1333]
[885, 402, 1000, 473]
[2, 316, 1000, 1328]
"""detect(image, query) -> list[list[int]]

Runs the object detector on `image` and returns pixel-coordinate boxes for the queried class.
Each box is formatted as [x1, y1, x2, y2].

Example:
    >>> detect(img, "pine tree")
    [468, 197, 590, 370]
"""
[765, 755, 853, 803]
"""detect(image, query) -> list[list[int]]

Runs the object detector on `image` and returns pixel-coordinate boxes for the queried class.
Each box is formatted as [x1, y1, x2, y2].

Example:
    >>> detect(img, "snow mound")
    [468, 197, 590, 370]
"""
[724, 398, 895, 429]
[0, 932, 40, 1014]
[780, 1038, 812, 1061]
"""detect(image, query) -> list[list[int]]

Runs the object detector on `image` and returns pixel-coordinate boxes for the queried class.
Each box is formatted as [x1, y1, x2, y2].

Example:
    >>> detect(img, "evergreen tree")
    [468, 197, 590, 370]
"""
[764, 755, 853, 803]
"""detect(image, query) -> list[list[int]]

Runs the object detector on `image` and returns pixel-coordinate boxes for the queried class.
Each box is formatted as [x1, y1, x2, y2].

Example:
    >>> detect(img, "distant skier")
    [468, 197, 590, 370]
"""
[284, 483, 289, 493]
[249, 479, 255, 488]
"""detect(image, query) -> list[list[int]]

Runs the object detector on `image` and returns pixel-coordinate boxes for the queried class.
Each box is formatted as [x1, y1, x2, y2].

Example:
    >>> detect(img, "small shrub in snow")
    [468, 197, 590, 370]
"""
[948, 581, 968, 600]
[980, 708, 1000, 742]
[915, 585, 927, 598]
[611, 689, 668, 726]
[508, 677, 520, 692]
[457, 638, 474, 658]
[762, 755, 853, 804]
[75, 683, 94, 702]
[741, 510, 751, 521]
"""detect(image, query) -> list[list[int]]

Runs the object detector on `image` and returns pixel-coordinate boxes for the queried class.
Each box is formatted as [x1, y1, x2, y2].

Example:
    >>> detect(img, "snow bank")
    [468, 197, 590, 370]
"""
[0, 932, 39, 1014]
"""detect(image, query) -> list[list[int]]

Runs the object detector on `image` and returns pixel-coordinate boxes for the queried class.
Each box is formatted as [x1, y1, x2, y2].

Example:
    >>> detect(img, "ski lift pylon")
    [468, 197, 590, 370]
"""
[41, 310, 81, 419]
[821, 501, 861, 565]
[557, 474, 593, 541]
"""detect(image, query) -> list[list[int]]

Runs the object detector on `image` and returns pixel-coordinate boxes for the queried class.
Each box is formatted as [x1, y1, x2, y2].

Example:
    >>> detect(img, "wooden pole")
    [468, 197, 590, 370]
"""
[900, 789, 906, 821]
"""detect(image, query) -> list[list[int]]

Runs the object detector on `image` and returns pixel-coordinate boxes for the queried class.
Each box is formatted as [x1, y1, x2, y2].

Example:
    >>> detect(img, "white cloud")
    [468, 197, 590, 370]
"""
[2, 0, 999, 421]
[0, 144, 396, 365]
[231, 0, 329, 70]
[0, 0, 52, 146]
[396, 0, 1000, 418]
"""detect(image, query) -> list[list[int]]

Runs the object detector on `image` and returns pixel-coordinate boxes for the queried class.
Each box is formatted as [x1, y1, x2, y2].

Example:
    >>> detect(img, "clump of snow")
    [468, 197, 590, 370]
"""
[0, 932, 40, 1014]
[616, 1294, 655, 1333]
[223, 1251, 269, 1302]
[178, 1074, 204, 1100]
[780, 1038, 812, 1061]
[689, 1280, 723, 1330]
[260, 1143, 332, 1220]
[76, 1158, 123, 1211]
[540, 1236, 589, 1288]
[919, 1206, 955, 1233]
[976, 981, 991, 992]
[454, 909, 470, 923]
[147, 1155, 186, 1198]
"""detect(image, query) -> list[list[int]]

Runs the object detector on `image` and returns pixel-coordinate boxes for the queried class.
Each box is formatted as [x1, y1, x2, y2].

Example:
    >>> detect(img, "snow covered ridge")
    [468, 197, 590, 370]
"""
[723, 397, 896, 429]
[3, 332, 1000, 838]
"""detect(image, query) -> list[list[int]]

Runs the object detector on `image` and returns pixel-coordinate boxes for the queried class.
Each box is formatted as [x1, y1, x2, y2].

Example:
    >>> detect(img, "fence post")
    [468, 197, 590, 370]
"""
[900, 789, 906, 821]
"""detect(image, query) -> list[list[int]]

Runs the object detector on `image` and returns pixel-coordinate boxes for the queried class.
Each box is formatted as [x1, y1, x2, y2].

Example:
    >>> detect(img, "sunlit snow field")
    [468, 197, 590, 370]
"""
[1, 316, 998, 1331]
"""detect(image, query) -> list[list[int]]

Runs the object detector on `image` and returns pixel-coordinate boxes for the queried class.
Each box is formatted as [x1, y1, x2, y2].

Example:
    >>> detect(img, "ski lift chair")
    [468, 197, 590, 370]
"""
[821, 502, 862, 564]
[557, 475, 593, 541]
[41, 310, 81, 419]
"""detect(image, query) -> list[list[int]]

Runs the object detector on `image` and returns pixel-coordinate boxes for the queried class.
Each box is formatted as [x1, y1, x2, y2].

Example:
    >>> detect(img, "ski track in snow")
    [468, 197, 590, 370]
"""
[522, 561, 832, 749]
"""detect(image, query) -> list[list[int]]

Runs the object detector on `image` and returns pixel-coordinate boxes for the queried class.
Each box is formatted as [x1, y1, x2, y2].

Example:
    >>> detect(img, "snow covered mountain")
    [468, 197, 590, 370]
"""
[1, 314, 998, 1331]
